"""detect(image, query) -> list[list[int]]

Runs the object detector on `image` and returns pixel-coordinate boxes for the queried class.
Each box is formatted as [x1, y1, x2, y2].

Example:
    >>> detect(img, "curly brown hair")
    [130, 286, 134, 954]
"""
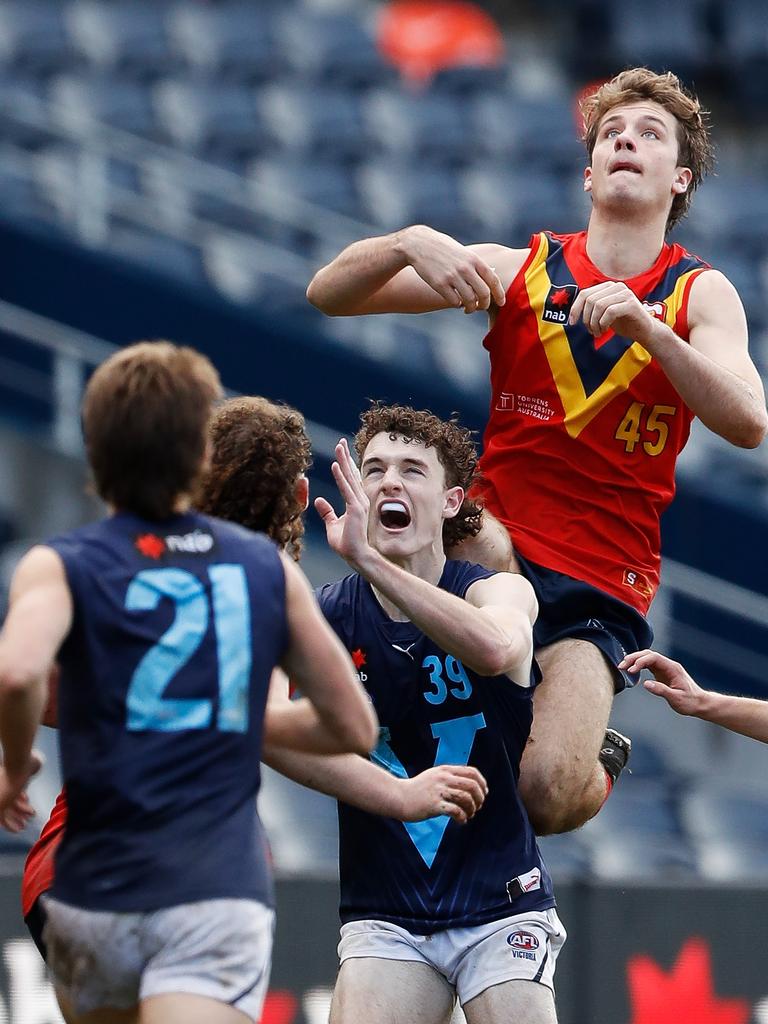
[196, 396, 312, 560]
[353, 403, 483, 549]
[582, 68, 714, 232]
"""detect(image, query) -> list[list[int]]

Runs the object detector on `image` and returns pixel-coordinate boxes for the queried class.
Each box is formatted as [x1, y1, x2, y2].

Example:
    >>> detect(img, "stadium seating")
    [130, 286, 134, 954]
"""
[167, 3, 286, 84]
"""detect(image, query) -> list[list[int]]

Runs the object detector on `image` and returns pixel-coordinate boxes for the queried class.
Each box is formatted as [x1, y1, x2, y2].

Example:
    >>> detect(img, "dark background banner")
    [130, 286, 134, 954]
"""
[2, 869, 767, 1024]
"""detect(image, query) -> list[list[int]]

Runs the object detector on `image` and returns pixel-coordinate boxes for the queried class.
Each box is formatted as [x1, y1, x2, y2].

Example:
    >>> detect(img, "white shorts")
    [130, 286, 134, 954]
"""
[337, 908, 566, 1006]
[42, 896, 274, 1020]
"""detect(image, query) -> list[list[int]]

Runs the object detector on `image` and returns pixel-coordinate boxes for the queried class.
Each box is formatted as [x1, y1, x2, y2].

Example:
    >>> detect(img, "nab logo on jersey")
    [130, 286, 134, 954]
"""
[542, 284, 578, 324]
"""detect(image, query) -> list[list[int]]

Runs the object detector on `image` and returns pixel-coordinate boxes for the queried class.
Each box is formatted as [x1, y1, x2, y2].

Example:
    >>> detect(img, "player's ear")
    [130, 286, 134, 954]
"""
[583, 166, 593, 194]
[672, 166, 692, 194]
[295, 475, 309, 511]
[443, 486, 464, 520]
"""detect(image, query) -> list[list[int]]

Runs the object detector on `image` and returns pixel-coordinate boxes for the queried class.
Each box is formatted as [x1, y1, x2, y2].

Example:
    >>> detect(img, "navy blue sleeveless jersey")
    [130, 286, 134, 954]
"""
[316, 560, 554, 934]
[46, 511, 286, 913]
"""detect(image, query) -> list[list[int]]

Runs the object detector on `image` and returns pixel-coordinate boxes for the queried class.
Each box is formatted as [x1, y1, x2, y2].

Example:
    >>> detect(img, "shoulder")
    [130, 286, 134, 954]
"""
[315, 572, 360, 616]
[9, 544, 69, 603]
[687, 268, 746, 326]
[465, 570, 538, 619]
[468, 243, 531, 292]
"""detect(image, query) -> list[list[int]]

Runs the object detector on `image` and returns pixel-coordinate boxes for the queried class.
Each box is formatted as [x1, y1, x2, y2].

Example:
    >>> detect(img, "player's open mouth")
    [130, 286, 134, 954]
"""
[610, 161, 641, 174]
[379, 500, 411, 530]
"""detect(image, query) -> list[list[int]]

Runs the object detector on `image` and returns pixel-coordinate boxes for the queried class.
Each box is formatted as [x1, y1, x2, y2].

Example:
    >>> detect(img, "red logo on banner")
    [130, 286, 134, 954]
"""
[627, 937, 750, 1024]
[261, 991, 299, 1024]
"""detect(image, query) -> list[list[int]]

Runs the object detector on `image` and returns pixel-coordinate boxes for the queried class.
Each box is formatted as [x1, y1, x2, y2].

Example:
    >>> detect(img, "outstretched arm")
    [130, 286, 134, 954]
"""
[278, 554, 378, 756]
[315, 439, 536, 680]
[569, 271, 767, 448]
[620, 649, 768, 743]
[0, 546, 72, 820]
[262, 670, 487, 822]
[306, 226, 518, 316]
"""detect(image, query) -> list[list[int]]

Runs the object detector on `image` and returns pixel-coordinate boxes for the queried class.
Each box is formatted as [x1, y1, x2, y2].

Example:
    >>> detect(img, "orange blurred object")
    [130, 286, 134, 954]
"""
[377, 1, 505, 85]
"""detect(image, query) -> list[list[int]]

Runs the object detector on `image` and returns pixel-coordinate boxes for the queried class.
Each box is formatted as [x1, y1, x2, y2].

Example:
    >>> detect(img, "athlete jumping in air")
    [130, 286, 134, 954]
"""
[306, 68, 768, 835]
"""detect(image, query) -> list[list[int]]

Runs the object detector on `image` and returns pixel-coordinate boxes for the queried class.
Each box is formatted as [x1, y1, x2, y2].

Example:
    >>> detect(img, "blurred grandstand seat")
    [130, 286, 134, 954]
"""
[278, 9, 395, 90]
[696, 840, 768, 882]
[720, 0, 768, 110]
[249, 155, 363, 221]
[590, 834, 699, 881]
[0, 158, 57, 224]
[611, 0, 711, 81]
[167, 3, 287, 84]
[31, 145, 141, 220]
[107, 224, 207, 286]
[622, 735, 676, 781]
[537, 833, 593, 879]
[154, 79, 267, 162]
[259, 84, 371, 163]
[513, 96, 585, 173]
[682, 784, 768, 847]
[0, 1, 78, 77]
[259, 766, 339, 878]
[49, 73, 161, 140]
[66, 0, 179, 79]
[202, 235, 304, 309]
[580, 778, 685, 842]
[431, 64, 510, 97]
[0, 72, 59, 149]
[365, 87, 473, 166]
[463, 164, 583, 242]
[359, 160, 478, 240]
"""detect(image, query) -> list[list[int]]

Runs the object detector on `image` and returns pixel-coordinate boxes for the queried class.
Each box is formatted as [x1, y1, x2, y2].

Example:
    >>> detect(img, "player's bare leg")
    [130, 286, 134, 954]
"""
[463, 980, 557, 1024]
[331, 958, 455, 1024]
[519, 639, 615, 835]
[448, 511, 519, 573]
[141, 994, 250, 1024]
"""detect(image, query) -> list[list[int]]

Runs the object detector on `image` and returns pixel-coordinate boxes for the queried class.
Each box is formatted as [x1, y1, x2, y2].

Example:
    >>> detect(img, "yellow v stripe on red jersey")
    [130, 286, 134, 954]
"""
[525, 234, 704, 438]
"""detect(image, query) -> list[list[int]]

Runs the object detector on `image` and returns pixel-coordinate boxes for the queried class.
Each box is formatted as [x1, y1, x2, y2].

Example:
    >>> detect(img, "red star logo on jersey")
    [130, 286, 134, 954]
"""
[550, 287, 572, 306]
[627, 938, 749, 1024]
[135, 533, 166, 560]
[351, 648, 367, 670]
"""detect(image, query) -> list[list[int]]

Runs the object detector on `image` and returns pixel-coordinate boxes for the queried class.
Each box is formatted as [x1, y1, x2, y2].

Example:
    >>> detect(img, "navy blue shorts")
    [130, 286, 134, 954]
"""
[25, 897, 48, 961]
[515, 553, 653, 694]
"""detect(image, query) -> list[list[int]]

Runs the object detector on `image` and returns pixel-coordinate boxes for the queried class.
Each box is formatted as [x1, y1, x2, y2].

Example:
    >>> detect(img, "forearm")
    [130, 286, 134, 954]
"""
[643, 321, 766, 447]
[262, 745, 405, 816]
[306, 232, 408, 315]
[357, 551, 517, 676]
[264, 698, 375, 756]
[696, 691, 768, 743]
[0, 677, 45, 772]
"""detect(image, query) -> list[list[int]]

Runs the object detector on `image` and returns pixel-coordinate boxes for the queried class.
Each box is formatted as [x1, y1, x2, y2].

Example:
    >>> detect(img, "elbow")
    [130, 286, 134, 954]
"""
[0, 665, 36, 697]
[472, 640, 519, 678]
[306, 276, 339, 316]
[352, 708, 379, 756]
[730, 410, 768, 449]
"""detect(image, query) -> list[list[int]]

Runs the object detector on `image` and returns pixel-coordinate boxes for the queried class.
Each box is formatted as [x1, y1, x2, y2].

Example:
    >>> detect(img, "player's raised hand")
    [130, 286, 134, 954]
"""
[398, 764, 488, 824]
[314, 439, 373, 568]
[0, 749, 43, 832]
[568, 281, 656, 343]
[619, 649, 706, 716]
[398, 225, 506, 313]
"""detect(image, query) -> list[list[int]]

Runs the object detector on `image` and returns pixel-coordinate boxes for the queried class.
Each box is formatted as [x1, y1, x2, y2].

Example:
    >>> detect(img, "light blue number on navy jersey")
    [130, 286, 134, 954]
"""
[125, 565, 250, 733]
[371, 712, 486, 868]
[422, 654, 473, 704]
[210, 565, 251, 734]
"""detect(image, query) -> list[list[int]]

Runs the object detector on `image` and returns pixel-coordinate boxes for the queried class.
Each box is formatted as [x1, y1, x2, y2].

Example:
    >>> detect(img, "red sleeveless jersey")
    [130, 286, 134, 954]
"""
[475, 230, 709, 613]
[21, 788, 67, 917]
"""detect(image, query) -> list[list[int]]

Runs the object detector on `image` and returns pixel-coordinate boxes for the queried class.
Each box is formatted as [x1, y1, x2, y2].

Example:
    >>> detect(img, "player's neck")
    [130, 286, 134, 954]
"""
[585, 210, 668, 280]
[371, 548, 447, 622]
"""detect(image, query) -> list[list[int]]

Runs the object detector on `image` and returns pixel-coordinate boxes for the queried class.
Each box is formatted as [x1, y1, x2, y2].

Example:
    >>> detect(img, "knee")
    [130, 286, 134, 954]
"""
[518, 759, 599, 836]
